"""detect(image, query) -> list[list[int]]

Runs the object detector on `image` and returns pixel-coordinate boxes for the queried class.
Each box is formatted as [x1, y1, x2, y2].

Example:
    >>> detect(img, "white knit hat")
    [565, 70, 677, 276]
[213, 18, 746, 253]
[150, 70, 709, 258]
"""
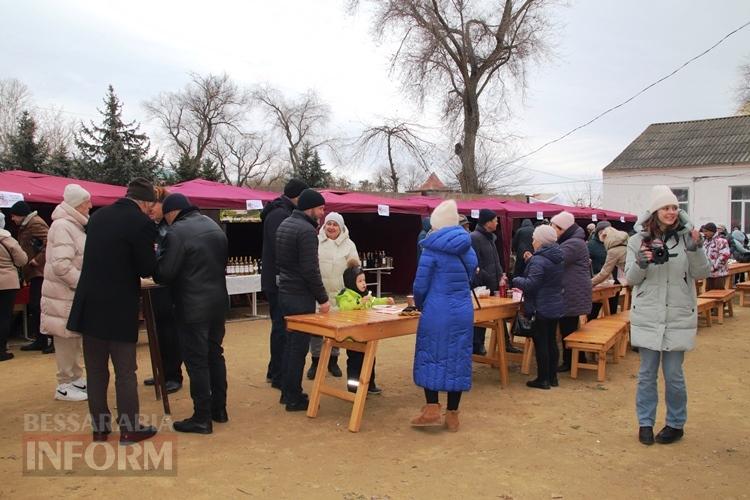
[0, 211, 5, 229]
[649, 185, 679, 213]
[430, 199, 459, 231]
[324, 211, 345, 231]
[533, 225, 557, 246]
[550, 211, 575, 231]
[63, 183, 91, 208]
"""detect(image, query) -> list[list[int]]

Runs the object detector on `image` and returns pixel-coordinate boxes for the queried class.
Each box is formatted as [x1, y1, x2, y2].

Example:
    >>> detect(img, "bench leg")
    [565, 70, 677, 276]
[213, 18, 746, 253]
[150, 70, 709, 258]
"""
[497, 321, 509, 388]
[727, 299, 734, 318]
[570, 349, 579, 379]
[521, 337, 534, 375]
[597, 350, 606, 382]
[348, 340, 378, 433]
[717, 305, 724, 325]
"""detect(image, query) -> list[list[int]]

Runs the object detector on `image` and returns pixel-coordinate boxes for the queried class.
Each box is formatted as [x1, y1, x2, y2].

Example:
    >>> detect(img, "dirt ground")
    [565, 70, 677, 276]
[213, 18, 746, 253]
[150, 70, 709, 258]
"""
[1, 302, 748, 499]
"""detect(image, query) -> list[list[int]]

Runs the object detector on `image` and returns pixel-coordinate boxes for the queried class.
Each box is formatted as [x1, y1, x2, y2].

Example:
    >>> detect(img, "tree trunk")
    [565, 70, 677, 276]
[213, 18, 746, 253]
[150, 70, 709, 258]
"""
[386, 134, 399, 192]
[460, 88, 480, 194]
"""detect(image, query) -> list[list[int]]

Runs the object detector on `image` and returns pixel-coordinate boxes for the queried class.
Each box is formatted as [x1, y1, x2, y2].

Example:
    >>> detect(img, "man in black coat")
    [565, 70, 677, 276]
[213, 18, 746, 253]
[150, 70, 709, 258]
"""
[155, 194, 229, 434]
[276, 188, 330, 411]
[67, 178, 158, 445]
[260, 178, 308, 389]
[470, 209, 519, 355]
[512, 219, 534, 278]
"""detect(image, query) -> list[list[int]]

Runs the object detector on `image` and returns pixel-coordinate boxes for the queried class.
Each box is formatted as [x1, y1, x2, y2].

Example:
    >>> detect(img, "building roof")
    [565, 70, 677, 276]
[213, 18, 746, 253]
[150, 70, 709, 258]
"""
[416, 172, 449, 191]
[604, 115, 750, 172]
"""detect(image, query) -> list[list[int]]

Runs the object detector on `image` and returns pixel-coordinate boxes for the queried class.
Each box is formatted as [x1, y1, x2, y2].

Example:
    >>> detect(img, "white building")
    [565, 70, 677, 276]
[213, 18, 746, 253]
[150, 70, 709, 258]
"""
[602, 115, 750, 231]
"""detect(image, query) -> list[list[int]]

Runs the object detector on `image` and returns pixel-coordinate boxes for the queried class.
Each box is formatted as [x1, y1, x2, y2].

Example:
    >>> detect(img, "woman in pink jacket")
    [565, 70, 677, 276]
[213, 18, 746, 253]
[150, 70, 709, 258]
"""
[40, 185, 92, 401]
[0, 211, 28, 361]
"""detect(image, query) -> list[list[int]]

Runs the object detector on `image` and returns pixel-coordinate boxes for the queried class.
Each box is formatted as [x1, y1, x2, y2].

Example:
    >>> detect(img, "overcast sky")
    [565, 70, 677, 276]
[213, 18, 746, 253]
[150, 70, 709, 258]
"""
[2, 0, 749, 198]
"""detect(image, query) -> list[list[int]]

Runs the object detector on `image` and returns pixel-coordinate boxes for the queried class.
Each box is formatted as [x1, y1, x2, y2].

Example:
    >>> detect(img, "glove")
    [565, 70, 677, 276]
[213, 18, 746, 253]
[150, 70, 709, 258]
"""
[636, 249, 650, 269]
[682, 232, 702, 252]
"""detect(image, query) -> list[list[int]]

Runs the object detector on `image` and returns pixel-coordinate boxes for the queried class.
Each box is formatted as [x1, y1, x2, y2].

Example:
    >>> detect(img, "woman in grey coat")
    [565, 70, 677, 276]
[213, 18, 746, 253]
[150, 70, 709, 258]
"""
[625, 185, 709, 446]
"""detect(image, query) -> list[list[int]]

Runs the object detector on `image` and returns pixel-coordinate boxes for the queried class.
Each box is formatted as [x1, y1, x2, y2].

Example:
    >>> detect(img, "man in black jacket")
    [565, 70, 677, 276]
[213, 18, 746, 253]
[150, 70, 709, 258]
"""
[512, 219, 535, 278]
[67, 178, 158, 445]
[470, 209, 519, 355]
[276, 188, 330, 411]
[155, 194, 229, 434]
[260, 179, 308, 389]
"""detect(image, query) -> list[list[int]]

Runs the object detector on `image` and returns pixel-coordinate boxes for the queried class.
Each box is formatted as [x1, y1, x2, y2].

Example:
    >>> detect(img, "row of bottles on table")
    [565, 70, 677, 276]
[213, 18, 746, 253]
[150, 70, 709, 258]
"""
[226, 257, 261, 275]
[360, 251, 394, 269]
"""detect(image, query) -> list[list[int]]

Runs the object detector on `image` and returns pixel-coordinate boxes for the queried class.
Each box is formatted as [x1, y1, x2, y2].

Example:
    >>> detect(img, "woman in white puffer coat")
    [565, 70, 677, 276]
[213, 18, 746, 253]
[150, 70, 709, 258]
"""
[306, 212, 359, 380]
[40, 184, 92, 402]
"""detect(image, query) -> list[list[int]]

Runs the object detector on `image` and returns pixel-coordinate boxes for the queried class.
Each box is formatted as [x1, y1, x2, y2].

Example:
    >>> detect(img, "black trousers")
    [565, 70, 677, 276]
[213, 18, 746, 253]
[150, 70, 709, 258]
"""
[589, 296, 621, 321]
[27, 277, 46, 342]
[151, 287, 182, 383]
[346, 351, 376, 389]
[82, 335, 139, 433]
[279, 292, 314, 403]
[265, 289, 287, 386]
[532, 315, 559, 383]
[424, 389, 462, 411]
[559, 315, 584, 366]
[473, 326, 486, 351]
[179, 315, 227, 420]
[0, 289, 17, 352]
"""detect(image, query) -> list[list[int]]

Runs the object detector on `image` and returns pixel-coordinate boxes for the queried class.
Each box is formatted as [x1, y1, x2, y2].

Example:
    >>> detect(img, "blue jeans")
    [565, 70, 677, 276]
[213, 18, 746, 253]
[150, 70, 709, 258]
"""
[636, 348, 687, 428]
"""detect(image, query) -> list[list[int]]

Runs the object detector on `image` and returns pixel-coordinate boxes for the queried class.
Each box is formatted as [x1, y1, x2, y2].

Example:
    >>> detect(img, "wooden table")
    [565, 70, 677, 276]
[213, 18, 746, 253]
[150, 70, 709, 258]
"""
[285, 296, 520, 432]
[591, 283, 623, 317]
[226, 274, 262, 316]
[728, 262, 750, 285]
[141, 281, 171, 415]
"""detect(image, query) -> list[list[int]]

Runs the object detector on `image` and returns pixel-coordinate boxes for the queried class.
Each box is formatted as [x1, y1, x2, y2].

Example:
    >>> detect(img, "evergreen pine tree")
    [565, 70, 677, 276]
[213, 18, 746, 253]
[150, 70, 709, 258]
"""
[1, 111, 48, 172]
[74, 85, 162, 185]
[44, 144, 74, 177]
[297, 141, 331, 188]
[169, 153, 220, 183]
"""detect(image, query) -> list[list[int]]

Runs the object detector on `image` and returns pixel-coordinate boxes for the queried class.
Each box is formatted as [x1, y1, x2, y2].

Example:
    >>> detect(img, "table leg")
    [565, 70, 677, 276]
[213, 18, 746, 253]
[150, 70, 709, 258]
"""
[376, 270, 382, 298]
[307, 337, 332, 418]
[496, 320, 509, 388]
[251, 292, 257, 316]
[349, 339, 379, 432]
[602, 297, 611, 317]
[142, 289, 170, 415]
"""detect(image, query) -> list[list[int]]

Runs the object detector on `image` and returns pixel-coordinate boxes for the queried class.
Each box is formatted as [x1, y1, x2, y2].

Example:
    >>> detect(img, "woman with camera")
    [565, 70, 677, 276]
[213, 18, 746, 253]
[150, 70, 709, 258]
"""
[625, 185, 709, 446]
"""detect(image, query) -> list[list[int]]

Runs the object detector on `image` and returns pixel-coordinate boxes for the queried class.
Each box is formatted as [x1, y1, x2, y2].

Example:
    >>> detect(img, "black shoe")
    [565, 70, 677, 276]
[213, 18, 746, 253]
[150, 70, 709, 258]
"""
[0, 352, 13, 362]
[280, 392, 308, 405]
[306, 357, 319, 380]
[526, 379, 551, 390]
[285, 398, 309, 412]
[271, 379, 282, 390]
[473, 346, 487, 356]
[505, 345, 523, 354]
[367, 383, 382, 395]
[557, 363, 571, 373]
[143, 377, 155, 386]
[92, 429, 111, 442]
[212, 408, 229, 423]
[639, 426, 655, 445]
[655, 425, 683, 444]
[120, 425, 157, 445]
[165, 381, 182, 394]
[550, 377, 559, 387]
[173, 417, 213, 434]
[20, 340, 46, 351]
[328, 356, 342, 377]
[42, 344, 55, 354]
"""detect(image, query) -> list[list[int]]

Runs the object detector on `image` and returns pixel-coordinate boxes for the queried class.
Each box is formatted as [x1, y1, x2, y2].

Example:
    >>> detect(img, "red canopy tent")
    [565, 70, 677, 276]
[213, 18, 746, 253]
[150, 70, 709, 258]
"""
[0, 170, 125, 207]
[321, 190, 431, 215]
[167, 179, 277, 209]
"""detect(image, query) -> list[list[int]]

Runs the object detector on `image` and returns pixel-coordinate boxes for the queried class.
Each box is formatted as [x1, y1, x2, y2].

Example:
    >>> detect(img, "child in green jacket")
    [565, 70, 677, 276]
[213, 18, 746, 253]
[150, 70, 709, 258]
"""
[336, 261, 394, 394]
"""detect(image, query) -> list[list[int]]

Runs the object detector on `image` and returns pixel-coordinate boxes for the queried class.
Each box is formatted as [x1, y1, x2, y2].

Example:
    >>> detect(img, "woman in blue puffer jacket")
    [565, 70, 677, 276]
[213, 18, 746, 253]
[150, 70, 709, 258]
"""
[410, 200, 478, 432]
[512, 224, 564, 389]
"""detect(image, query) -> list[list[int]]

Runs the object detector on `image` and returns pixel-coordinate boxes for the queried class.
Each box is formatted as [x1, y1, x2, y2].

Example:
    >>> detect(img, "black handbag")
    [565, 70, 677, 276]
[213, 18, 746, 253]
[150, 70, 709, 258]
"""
[512, 294, 536, 337]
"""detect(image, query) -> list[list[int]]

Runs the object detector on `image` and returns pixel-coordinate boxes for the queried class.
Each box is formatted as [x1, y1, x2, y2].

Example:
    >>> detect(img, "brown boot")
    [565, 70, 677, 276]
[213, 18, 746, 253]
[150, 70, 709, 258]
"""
[410, 404, 442, 427]
[444, 410, 460, 432]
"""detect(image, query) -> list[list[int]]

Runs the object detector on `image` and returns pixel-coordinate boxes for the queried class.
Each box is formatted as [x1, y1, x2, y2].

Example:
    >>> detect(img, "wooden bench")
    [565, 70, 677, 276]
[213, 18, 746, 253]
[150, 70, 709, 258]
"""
[564, 320, 628, 382]
[698, 289, 735, 324]
[736, 282, 750, 307]
[697, 298, 717, 327]
[589, 311, 630, 358]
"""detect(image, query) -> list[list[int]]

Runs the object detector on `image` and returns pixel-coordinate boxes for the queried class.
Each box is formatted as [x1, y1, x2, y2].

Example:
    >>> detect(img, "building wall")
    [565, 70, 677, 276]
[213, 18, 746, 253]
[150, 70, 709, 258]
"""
[602, 164, 750, 227]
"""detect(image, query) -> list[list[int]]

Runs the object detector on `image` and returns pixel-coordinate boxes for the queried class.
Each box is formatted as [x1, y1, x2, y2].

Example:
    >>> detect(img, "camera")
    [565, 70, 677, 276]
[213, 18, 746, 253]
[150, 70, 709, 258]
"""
[649, 239, 669, 265]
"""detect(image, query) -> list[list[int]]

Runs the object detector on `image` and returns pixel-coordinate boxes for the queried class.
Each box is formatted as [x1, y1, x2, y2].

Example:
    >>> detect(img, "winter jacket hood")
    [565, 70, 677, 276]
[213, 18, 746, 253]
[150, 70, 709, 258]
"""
[424, 225, 473, 257]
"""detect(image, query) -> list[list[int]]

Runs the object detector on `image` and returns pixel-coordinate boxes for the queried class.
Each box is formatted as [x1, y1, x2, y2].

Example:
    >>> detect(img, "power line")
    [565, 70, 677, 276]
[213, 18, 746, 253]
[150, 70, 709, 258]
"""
[499, 19, 750, 179]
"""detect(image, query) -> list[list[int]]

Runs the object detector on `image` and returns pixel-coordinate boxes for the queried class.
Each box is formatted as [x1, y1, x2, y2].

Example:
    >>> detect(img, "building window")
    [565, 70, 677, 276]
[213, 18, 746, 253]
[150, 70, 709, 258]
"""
[672, 188, 689, 214]
[731, 186, 750, 233]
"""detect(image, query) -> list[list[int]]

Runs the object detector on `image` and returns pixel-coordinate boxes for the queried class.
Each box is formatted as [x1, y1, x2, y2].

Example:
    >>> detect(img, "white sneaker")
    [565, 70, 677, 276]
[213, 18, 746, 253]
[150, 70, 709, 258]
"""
[55, 383, 88, 401]
[71, 378, 87, 392]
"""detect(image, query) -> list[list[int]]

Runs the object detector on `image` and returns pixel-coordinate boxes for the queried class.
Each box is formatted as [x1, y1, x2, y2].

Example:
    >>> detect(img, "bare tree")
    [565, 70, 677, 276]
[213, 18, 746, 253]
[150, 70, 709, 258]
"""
[253, 86, 334, 175]
[352, 0, 554, 193]
[353, 120, 432, 192]
[737, 60, 750, 115]
[144, 73, 250, 173]
[36, 106, 76, 153]
[564, 181, 601, 208]
[208, 129, 276, 187]
[401, 162, 429, 191]
[443, 135, 529, 193]
[0, 78, 33, 154]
